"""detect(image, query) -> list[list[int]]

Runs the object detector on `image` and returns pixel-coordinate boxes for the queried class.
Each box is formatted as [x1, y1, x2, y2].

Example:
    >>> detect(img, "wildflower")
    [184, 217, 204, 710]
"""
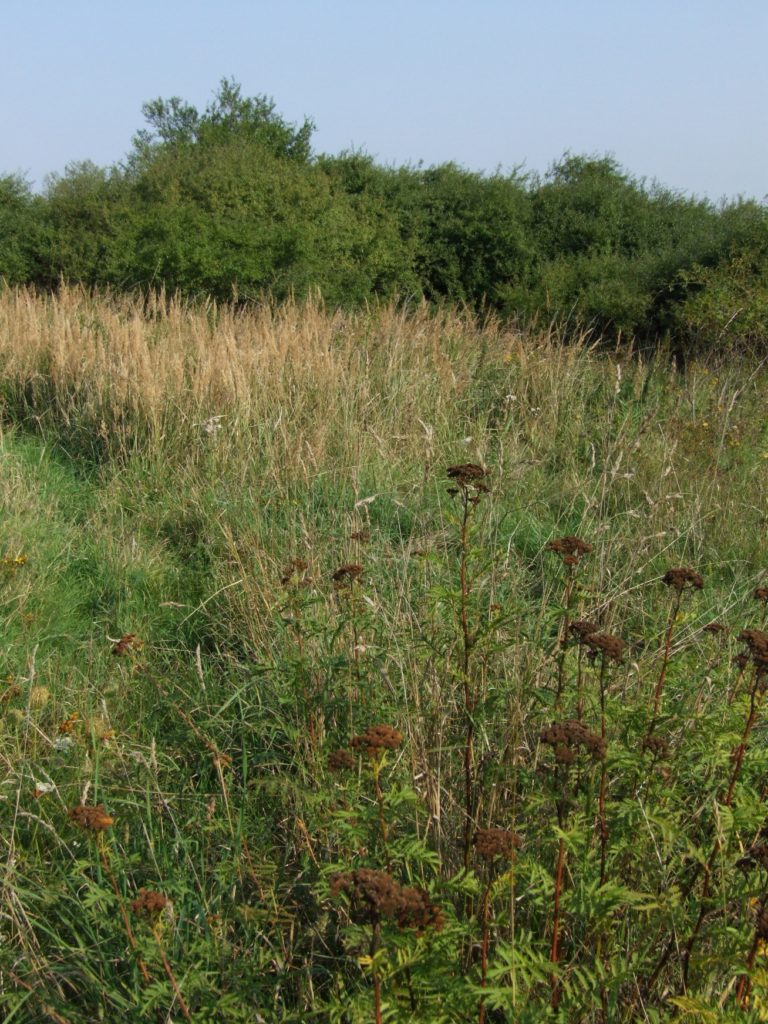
[662, 567, 704, 592]
[351, 724, 403, 758]
[328, 749, 355, 772]
[68, 804, 114, 832]
[474, 828, 521, 862]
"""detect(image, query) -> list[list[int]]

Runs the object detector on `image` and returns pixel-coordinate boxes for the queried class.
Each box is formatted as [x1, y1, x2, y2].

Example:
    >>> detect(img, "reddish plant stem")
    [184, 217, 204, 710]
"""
[598, 654, 609, 887]
[478, 879, 492, 1024]
[550, 829, 567, 1010]
[651, 590, 682, 721]
[555, 563, 576, 712]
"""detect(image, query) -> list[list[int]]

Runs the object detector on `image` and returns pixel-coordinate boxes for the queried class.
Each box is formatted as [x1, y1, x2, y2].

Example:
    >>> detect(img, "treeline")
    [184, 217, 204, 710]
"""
[2, 79, 767, 354]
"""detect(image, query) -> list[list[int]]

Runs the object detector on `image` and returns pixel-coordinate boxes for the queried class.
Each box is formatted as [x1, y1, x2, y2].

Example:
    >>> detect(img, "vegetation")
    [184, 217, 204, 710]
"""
[1, 286, 768, 1021]
[2, 79, 767, 357]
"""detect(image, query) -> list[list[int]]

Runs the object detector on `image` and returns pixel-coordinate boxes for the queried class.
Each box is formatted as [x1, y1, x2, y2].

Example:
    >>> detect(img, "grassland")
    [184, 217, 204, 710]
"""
[1, 286, 768, 1022]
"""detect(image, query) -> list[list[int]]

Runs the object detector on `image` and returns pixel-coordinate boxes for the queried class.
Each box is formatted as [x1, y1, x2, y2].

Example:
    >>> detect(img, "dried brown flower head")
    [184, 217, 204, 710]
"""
[328, 749, 356, 772]
[703, 622, 726, 634]
[540, 719, 605, 760]
[733, 652, 750, 672]
[351, 724, 403, 758]
[545, 535, 593, 561]
[397, 886, 445, 933]
[754, 587, 768, 604]
[474, 827, 522, 862]
[68, 804, 114, 832]
[736, 842, 768, 873]
[738, 629, 768, 669]
[112, 633, 141, 656]
[662, 567, 704, 592]
[281, 558, 310, 586]
[446, 463, 487, 488]
[584, 632, 625, 662]
[332, 563, 364, 588]
[570, 620, 600, 643]
[331, 869, 443, 932]
[131, 888, 170, 917]
[350, 530, 371, 543]
[641, 734, 670, 759]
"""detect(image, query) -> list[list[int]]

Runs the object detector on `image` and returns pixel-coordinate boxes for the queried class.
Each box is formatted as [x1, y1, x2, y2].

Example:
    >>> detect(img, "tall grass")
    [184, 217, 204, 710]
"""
[1, 285, 768, 1021]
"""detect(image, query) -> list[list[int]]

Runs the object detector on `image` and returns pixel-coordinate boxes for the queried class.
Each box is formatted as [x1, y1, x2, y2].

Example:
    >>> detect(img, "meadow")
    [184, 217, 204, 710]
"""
[1, 285, 768, 1022]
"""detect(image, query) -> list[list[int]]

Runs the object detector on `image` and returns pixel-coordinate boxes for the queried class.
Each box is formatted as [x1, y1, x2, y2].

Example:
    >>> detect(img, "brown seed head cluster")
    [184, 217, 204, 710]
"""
[131, 888, 170, 917]
[738, 629, 768, 670]
[281, 558, 310, 586]
[703, 621, 726, 634]
[662, 567, 704, 592]
[540, 720, 606, 761]
[328, 749, 356, 772]
[737, 842, 768, 873]
[754, 587, 768, 604]
[331, 869, 444, 932]
[112, 633, 140, 656]
[68, 804, 114, 832]
[545, 536, 593, 563]
[641, 734, 670, 759]
[332, 563, 364, 588]
[569, 620, 600, 642]
[446, 463, 488, 488]
[350, 530, 371, 543]
[474, 827, 522, 862]
[584, 632, 625, 663]
[351, 724, 403, 758]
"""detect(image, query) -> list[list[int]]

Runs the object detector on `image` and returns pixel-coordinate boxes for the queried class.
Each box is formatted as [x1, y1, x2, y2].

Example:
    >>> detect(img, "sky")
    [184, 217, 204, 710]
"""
[2, 0, 766, 202]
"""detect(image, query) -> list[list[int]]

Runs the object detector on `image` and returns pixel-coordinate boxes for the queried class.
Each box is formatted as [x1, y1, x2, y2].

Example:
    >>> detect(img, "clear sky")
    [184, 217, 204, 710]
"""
[2, 0, 766, 201]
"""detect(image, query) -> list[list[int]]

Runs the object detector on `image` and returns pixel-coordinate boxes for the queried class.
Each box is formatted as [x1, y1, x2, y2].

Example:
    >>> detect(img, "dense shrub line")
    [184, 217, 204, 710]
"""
[2, 79, 767, 357]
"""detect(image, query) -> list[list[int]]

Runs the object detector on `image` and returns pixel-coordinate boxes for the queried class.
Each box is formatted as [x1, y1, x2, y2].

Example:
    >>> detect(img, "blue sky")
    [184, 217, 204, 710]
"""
[2, 0, 766, 200]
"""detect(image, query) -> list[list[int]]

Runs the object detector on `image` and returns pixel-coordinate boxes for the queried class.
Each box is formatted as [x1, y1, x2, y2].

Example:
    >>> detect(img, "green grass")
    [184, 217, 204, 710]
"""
[1, 291, 768, 1022]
